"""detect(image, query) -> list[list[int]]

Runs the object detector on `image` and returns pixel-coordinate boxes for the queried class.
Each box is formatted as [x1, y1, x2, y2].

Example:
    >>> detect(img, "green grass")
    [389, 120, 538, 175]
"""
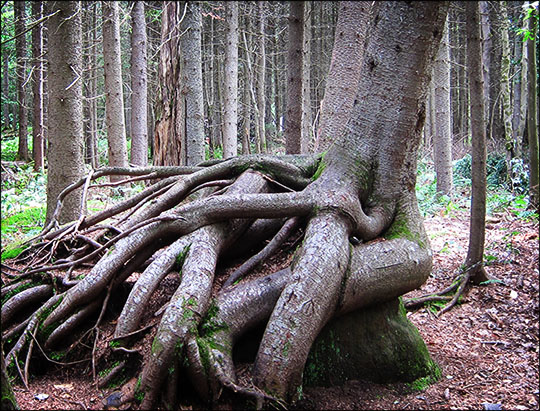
[1, 206, 46, 255]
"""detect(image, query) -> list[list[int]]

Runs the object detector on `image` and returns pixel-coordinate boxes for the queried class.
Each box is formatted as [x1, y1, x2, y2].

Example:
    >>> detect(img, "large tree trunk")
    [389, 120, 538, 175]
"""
[464, 1, 489, 284]
[223, 1, 239, 159]
[433, 16, 453, 196]
[315, 1, 372, 152]
[284, 1, 304, 154]
[15, 0, 29, 162]
[130, 1, 148, 167]
[45, 1, 85, 225]
[102, 1, 128, 180]
[3, 2, 448, 409]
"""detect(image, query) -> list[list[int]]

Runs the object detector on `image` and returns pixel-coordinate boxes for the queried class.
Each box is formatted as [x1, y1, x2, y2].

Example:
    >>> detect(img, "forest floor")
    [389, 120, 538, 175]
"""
[5, 210, 539, 411]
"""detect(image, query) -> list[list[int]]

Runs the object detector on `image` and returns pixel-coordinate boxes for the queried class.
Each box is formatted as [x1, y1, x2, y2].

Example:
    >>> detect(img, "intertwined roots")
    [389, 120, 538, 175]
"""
[1, 154, 431, 408]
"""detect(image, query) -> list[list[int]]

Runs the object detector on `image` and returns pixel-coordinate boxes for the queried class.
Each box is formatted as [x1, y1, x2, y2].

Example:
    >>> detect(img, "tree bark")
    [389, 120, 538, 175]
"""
[180, 1, 205, 166]
[301, 1, 312, 153]
[257, 1, 267, 153]
[464, 1, 489, 284]
[154, 2, 184, 166]
[512, 2, 528, 159]
[487, 2, 504, 146]
[284, 1, 304, 154]
[316, 1, 373, 153]
[4, 3, 448, 408]
[15, 0, 29, 162]
[130, 1, 148, 167]
[433, 16, 453, 196]
[500, 2, 515, 181]
[526, 4, 539, 209]
[1, 341, 18, 410]
[31, 1, 44, 171]
[223, 1, 239, 159]
[102, 1, 128, 180]
[2, 48, 10, 129]
[45, 1, 85, 225]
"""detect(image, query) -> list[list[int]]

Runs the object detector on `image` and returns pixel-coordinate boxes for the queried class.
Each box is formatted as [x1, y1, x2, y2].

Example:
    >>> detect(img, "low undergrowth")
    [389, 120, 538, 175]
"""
[1, 154, 536, 257]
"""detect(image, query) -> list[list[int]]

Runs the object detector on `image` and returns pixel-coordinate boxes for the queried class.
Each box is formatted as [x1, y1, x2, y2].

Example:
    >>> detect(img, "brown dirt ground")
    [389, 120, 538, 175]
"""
[4, 210, 539, 410]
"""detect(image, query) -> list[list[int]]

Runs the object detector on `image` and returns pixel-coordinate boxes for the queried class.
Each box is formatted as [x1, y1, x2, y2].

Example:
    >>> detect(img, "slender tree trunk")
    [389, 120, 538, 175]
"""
[500, 1, 515, 185]
[2, 49, 10, 129]
[284, 1, 304, 154]
[464, 1, 489, 284]
[480, 1, 491, 130]
[223, 1, 238, 159]
[488, 2, 504, 147]
[32, 1, 44, 171]
[45, 1, 85, 225]
[301, 1, 311, 153]
[180, 1, 205, 166]
[433, 16, 453, 196]
[512, 2, 528, 158]
[15, 0, 29, 161]
[102, 1, 128, 180]
[90, 2, 98, 168]
[526, 5, 539, 209]
[257, 1, 267, 153]
[130, 1, 148, 167]
[241, 52, 252, 155]
[316, 1, 372, 152]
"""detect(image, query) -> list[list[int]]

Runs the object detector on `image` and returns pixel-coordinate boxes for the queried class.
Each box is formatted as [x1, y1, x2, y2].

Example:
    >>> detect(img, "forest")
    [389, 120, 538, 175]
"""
[0, 1, 538, 410]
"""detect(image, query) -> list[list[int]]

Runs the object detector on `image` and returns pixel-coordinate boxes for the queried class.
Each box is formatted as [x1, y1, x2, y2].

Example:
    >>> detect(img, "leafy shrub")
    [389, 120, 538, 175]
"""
[1, 135, 33, 161]
[453, 154, 471, 186]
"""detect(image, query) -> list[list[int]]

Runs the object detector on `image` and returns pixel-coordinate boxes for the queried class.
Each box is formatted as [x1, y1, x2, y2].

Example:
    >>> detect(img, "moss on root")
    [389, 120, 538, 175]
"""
[304, 297, 439, 388]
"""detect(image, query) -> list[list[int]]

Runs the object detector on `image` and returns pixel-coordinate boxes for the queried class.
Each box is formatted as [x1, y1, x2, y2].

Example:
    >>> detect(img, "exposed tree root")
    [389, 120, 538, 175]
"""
[1, 156, 432, 408]
[403, 261, 484, 316]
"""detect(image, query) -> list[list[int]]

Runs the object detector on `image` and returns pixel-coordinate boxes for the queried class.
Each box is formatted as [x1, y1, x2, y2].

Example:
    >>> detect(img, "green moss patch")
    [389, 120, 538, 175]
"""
[304, 298, 439, 387]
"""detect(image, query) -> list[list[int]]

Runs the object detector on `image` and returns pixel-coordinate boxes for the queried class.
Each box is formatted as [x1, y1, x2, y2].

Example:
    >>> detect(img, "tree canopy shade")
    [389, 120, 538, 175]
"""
[2, 1, 449, 409]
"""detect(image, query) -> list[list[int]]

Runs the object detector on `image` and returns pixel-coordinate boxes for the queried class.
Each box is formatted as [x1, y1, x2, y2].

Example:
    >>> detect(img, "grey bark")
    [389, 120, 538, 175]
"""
[45, 1, 85, 225]
[480, 1, 491, 125]
[257, 1, 267, 153]
[223, 1, 239, 159]
[6, 2, 448, 408]
[301, 1, 311, 153]
[32, 1, 44, 171]
[284, 1, 304, 154]
[15, 0, 29, 161]
[316, 1, 373, 153]
[433, 17, 453, 196]
[130, 1, 148, 167]
[511, 2, 528, 157]
[180, 1, 205, 166]
[464, 1, 489, 284]
[500, 2, 514, 169]
[102, 1, 129, 179]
